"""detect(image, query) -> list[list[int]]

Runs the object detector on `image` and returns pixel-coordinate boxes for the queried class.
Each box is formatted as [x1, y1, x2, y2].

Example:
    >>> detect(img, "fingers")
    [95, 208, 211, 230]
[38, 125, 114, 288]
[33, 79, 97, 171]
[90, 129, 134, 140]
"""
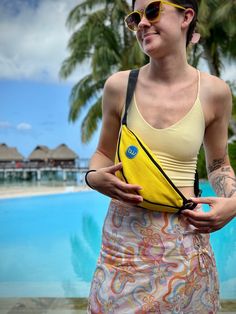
[194, 224, 224, 234]
[107, 162, 123, 174]
[186, 216, 211, 227]
[182, 197, 235, 234]
[182, 215, 216, 233]
[113, 180, 143, 204]
[91, 167, 143, 204]
[115, 189, 143, 204]
[181, 209, 212, 221]
[182, 211, 232, 234]
[117, 180, 142, 192]
[107, 181, 142, 204]
[194, 227, 213, 234]
[190, 197, 216, 205]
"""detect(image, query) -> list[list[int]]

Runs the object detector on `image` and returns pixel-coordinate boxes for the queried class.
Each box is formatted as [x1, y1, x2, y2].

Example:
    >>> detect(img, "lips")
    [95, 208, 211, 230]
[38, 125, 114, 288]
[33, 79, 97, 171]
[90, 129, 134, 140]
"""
[143, 32, 159, 40]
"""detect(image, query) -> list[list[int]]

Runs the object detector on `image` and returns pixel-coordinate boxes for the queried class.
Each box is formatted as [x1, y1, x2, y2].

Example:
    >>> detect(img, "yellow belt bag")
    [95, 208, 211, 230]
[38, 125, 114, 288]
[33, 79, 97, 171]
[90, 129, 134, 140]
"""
[115, 69, 198, 213]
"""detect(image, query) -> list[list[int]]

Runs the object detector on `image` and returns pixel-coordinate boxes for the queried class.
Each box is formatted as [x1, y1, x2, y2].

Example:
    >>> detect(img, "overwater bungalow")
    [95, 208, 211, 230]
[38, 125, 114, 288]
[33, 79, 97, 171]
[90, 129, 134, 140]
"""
[28, 145, 50, 168]
[27, 144, 78, 168]
[47, 144, 78, 168]
[0, 143, 25, 169]
[0, 143, 83, 182]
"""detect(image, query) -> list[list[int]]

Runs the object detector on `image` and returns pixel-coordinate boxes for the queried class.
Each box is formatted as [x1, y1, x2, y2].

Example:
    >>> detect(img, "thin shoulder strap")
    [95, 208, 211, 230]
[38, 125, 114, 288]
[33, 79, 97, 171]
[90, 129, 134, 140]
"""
[122, 69, 140, 125]
[197, 70, 201, 97]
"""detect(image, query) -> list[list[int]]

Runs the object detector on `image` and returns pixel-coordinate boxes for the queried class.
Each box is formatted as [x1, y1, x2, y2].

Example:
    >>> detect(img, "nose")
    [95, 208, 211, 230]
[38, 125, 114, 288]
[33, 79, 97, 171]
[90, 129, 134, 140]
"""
[137, 14, 151, 30]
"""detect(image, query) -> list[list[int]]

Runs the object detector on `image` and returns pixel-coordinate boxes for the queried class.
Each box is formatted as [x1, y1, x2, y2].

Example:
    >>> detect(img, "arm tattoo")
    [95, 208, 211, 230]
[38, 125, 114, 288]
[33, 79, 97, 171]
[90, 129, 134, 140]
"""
[207, 146, 236, 197]
[210, 171, 236, 198]
[207, 147, 228, 174]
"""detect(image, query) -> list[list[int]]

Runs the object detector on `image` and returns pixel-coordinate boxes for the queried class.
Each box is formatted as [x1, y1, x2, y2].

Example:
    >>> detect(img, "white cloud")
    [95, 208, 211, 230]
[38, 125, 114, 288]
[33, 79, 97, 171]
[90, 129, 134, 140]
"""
[0, 121, 12, 129]
[0, 0, 89, 83]
[16, 123, 32, 131]
[0, 120, 32, 131]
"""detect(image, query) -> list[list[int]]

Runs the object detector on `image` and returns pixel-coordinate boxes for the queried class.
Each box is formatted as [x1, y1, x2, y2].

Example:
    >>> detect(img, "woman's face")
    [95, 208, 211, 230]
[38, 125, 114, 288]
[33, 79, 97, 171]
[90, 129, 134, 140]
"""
[133, 0, 186, 57]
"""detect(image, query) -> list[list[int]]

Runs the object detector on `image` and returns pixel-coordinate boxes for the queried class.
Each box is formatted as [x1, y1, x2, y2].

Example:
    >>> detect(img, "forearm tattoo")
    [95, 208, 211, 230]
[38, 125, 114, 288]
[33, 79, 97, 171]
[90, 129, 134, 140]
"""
[207, 146, 227, 174]
[209, 167, 236, 198]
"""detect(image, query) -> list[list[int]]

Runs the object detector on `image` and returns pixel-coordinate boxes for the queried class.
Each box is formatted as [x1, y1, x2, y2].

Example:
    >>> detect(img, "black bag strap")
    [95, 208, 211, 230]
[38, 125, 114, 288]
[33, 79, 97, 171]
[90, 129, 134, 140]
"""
[122, 69, 140, 125]
[194, 170, 202, 197]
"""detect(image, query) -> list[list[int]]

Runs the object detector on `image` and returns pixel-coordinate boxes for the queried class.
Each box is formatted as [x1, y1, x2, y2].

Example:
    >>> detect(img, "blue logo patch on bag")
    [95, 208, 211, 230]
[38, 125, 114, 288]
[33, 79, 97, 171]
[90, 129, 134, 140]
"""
[126, 146, 138, 159]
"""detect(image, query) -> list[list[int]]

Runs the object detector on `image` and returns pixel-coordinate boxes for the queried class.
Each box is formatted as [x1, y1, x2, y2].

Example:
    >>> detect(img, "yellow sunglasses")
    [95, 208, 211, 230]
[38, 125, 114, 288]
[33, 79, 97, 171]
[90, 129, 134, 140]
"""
[125, 0, 186, 31]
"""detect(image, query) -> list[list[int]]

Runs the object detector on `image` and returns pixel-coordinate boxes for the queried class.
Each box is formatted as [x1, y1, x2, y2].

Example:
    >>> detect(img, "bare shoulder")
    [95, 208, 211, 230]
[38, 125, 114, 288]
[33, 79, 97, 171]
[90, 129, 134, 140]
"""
[104, 70, 130, 90]
[200, 71, 232, 114]
[201, 72, 232, 160]
[103, 70, 130, 115]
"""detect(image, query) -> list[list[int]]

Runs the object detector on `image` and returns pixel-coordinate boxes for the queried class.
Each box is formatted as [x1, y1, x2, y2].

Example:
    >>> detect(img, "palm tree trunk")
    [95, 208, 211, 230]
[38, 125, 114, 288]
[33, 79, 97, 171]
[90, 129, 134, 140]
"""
[202, 43, 220, 77]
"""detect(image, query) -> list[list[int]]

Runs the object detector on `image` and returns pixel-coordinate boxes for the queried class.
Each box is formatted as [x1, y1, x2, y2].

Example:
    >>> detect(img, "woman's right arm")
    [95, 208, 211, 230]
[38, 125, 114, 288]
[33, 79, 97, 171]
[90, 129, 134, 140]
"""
[85, 71, 143, 204]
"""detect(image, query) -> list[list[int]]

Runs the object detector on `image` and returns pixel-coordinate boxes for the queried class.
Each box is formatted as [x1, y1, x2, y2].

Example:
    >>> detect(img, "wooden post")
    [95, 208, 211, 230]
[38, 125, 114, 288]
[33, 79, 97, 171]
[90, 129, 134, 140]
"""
[37, 170, 41, 181]
[63, 170, 67, 181]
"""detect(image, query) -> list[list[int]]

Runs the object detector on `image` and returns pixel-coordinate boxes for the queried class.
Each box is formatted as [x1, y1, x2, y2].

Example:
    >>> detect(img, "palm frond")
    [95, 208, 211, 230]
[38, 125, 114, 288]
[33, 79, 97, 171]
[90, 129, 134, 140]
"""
[81, 98, 102, 143]
[66, 0, 108, 29]
[213, 2, 236, 44]
[68, 75, 105, 122]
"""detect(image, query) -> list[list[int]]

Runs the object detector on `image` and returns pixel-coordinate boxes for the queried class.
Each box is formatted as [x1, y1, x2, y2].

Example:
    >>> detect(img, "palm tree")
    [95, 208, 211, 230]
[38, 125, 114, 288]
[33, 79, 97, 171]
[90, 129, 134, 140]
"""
[60, 0, 236, 142]
[60, 0, 145, 142]
[192, 0, 236, 77]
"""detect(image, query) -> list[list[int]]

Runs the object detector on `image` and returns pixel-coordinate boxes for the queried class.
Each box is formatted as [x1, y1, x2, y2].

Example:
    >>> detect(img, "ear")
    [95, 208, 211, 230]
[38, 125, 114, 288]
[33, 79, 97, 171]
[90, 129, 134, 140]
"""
[181, 8, 195, 30]
[191, 32, 201, 44]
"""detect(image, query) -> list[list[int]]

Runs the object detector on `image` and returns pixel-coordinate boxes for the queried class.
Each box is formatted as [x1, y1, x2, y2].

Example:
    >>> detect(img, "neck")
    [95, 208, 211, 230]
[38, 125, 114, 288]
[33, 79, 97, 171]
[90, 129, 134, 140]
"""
[147, 53, 191, 83]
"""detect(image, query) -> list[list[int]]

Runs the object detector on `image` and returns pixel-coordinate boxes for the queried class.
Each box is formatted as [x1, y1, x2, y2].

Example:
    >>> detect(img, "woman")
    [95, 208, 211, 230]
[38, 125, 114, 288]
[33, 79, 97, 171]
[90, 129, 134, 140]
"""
[86, 0, 236, 312]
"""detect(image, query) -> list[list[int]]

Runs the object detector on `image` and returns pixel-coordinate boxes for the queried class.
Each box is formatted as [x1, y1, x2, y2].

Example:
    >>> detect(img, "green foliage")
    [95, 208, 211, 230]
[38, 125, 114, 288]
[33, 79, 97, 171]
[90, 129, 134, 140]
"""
[228, 142, 236, 172]
[232, 93, 236, 118]
[191, 0, 236, 76]
[197, 146, 207, 179]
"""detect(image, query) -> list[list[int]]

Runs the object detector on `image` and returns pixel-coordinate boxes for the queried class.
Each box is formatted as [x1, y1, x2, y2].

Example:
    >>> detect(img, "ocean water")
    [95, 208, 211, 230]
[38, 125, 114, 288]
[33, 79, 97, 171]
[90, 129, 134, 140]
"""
[0, 184, 235, 299]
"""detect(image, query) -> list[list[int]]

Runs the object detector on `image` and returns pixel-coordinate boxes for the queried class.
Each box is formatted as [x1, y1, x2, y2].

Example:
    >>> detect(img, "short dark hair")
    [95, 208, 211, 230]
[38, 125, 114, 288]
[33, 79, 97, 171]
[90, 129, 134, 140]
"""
[131, 0, 198, 46]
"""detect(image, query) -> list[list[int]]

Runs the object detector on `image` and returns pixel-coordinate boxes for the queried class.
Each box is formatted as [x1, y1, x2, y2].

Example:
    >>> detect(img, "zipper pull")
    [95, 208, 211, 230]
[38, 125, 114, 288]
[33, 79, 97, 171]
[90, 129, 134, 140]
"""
[183, 200, 197, 210]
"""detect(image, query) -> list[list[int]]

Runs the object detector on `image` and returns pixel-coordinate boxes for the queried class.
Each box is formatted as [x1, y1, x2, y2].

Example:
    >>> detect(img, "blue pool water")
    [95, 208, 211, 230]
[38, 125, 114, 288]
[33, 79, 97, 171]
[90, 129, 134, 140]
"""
[0, 183, 235, 299]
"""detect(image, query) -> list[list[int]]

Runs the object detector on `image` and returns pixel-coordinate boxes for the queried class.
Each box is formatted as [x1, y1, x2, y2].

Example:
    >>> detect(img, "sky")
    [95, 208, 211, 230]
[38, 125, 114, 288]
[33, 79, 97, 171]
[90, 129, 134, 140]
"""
[0, 0, 235, 160]
[0, 0, 97, 159]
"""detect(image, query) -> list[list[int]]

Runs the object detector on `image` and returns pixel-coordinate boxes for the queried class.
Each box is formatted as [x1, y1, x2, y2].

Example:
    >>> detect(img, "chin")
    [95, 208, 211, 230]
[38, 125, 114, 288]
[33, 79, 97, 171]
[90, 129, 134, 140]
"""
[142, 44, 160, 57]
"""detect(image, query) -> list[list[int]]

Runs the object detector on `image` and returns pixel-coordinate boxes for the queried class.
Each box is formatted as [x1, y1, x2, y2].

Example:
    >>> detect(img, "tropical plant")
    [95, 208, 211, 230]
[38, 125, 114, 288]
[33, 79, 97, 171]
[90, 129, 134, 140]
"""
[60, 0, 236, 142]
[195, 0, 236, 77]
[60, 0, 146, 142]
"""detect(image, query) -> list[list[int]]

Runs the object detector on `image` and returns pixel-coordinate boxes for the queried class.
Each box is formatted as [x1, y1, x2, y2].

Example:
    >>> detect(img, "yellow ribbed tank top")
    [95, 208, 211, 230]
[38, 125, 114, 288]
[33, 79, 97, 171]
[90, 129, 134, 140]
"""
[126, 71, 205, 187]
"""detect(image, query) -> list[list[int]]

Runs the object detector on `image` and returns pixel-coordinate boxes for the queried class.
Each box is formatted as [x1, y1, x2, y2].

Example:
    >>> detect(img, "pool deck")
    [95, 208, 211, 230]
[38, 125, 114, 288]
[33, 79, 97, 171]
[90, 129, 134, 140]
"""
[0, 298, 235, 313]
[0, 185, 90, 199]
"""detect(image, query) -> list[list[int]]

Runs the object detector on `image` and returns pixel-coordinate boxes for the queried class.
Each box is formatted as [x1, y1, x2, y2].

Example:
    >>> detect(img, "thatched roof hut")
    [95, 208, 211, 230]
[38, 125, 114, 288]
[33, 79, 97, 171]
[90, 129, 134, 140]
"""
[28, 145, 50, 161]
[27, 144, 78, 168]
[0, 143, 24, 161]
[48, 144, 77, 160]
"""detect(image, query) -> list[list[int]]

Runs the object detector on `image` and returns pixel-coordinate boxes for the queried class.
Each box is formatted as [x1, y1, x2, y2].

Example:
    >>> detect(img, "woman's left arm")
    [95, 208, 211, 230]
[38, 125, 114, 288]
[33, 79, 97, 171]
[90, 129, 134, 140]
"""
[182, 76, 236, 233]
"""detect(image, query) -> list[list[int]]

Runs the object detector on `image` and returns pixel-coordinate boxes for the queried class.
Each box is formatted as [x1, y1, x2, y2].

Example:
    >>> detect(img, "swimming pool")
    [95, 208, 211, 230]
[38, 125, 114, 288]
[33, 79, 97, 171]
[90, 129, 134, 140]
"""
[0, 183, 235, 299]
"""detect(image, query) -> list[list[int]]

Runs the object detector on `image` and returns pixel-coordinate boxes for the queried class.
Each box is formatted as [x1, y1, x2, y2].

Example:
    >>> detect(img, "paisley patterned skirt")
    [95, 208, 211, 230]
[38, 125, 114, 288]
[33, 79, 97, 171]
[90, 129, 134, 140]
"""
[88, 199, 220, 314]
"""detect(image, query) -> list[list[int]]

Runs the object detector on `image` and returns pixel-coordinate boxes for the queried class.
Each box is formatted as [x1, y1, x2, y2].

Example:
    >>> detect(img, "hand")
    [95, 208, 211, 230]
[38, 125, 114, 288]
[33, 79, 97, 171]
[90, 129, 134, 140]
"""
[181, 197, 236, 233]
[86, 163, 143, 205]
